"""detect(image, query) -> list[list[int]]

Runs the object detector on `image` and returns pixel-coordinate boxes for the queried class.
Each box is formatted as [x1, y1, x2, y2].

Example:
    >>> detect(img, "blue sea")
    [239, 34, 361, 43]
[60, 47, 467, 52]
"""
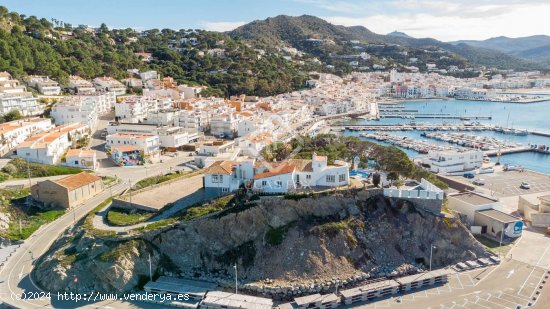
[342, 98, 550, 174]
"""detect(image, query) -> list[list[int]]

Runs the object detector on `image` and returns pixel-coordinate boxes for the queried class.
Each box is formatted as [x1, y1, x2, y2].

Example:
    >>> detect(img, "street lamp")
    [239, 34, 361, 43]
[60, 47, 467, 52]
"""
[429, 244, 436, 271]
[148, 253, 153, 282]
[234, 263, 238, 294]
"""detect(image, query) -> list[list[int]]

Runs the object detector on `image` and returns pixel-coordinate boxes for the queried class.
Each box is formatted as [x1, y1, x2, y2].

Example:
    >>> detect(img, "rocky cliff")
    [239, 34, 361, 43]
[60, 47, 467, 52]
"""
[34, 191, 489, 298]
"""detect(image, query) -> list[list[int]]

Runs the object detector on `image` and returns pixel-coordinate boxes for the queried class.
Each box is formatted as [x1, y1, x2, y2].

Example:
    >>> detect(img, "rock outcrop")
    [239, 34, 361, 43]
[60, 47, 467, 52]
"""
[34, 191, 489, 298]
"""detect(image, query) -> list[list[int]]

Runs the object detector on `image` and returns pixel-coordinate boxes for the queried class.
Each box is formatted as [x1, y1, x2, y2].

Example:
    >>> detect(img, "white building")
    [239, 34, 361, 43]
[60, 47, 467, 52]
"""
[93, 77, 127, 96]
[203, 160, 255, 194]
[252, 154, 350, 194]
[139, 70, 158, 81]
[0, 72, 42, 116]
[0, 118, 54, 156]
[210, 113, 238, 138]
[422, 150, 483, 174]
[15, 123, 89, 165]
[63, 148, 98, 170]
[106, 133, 160, 158]
[157, 127, 200, 149]
[25, 76, 61, 95]
[51, 92, 115, 129]
[67, 76, 96, 94]
[447, 192, 503, 224]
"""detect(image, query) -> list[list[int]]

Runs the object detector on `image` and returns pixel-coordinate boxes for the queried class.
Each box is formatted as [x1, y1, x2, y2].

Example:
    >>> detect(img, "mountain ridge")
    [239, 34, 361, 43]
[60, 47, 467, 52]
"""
[229, 15, 547, 71]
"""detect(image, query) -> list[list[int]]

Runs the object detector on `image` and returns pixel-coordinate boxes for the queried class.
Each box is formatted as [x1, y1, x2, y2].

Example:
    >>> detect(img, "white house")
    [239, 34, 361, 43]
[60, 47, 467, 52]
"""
[63, 148, 98, 170]
[422, 150, 483, 174]
[203, 160, 255, 194]
[51, 92, 115, 129]
[252, 154, 350, 194]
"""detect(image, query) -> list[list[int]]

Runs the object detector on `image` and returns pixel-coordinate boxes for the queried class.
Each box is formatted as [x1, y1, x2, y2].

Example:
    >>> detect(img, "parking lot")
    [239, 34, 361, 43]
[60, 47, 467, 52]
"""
[449, 170, 550, 198]
[356, 230, 550, 309]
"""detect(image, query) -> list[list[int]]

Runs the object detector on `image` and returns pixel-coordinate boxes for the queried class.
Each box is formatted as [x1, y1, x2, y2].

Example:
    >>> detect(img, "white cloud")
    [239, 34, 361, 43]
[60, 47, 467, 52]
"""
[323, 2, 550, 41]
[200, 21, 246, 32]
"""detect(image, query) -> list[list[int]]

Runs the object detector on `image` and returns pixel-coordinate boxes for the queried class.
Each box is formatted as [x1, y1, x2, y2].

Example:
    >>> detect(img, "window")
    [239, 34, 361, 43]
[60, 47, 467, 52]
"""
[326, 175, 335, 183]
[212, 175, 219, 183]
[276, 181, 283, 187]
[219, 175, 223, 182]
[74, 160, 79, 164]
[262, 180, 267, 186]
[339, 174, 346, 182]
[306, 174, 311, 180]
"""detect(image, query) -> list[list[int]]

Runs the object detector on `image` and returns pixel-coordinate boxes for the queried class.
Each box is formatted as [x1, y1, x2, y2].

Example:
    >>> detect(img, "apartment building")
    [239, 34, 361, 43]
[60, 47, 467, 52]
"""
[0, 72, 42, 116]
[93, 77, 127, 96]
[51, 92, 115, 128]
[25, 76, 61, 95]
[67, 76, 96, 94]
[106, 133, 160, 158]
[210, 113, 238, 138]
[0, 118, 54, 156]
[15, 123, 90, 165]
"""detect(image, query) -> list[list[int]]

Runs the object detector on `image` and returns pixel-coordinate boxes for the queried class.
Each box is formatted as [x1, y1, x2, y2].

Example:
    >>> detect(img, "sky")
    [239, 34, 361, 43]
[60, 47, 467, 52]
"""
[1, 0, 549, 41]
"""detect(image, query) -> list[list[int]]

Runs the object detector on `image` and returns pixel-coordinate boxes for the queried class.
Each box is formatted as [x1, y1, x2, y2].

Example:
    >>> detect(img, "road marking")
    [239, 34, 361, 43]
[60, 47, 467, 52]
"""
[506, 269, 514, 278]
[518, 244, 550, 296]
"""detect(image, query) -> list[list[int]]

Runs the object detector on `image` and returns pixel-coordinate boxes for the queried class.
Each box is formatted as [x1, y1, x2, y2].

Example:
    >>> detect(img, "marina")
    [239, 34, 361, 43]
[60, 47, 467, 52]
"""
[341, 98, 550, 174]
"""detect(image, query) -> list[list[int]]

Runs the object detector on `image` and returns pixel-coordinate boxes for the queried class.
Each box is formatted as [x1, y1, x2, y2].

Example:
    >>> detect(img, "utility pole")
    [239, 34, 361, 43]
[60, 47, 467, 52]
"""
[73, 208, 76, 224]
[26, 160, 32, 189]
[19, 218, 22, 236]
[128, 179, 132, 206]
[148, 253, 153, 282]
[234, 263, 238, 294]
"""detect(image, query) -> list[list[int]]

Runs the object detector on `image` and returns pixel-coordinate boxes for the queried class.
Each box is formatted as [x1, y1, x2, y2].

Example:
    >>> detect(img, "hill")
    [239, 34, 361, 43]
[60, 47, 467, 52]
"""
[230, 15, 547, 72]
[387, 31, 413, 38]
[450, 35, 550, 67]
[0, 7, 308, 97]
[34, 192, 489, 296]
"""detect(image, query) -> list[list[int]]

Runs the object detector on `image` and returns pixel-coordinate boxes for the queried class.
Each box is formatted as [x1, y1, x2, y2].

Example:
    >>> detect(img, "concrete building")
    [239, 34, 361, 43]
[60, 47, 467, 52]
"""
[422, 150, 483, 174]
[0, 118, 53, 156]
[0, 72, 42, 116]
[203, 160, 255, 194]
[106, 133, 160, 159]
[15, 123, 90, 165]
[31, 172, 103, 209]
[252, 154, 350, 194]
[383, 179, 444, 214]
[447, 192, 503, 224]
[93, 77, 126, 96]
[474, 209, 523, 240]
[63, 148, 98, 170]
[518, 193, 550, 227]
[67, 76, 96, 94]
[25, 76, 61, 95]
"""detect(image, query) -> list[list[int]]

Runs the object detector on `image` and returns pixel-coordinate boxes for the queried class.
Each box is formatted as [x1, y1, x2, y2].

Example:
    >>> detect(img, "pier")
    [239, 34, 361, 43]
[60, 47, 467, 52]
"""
[379, 114, 492, 120]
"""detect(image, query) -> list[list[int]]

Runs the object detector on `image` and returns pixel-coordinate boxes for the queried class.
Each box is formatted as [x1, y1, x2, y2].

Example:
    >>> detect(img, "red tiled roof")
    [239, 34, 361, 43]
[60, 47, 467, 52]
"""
[53, 172, 101, 191]
[203, 160, 235, 175]
[253, 163, 295, 180]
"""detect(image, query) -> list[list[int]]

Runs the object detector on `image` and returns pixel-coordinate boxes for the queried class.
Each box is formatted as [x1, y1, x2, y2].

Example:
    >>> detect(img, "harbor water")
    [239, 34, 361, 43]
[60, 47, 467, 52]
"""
[343, 99, 550, 174]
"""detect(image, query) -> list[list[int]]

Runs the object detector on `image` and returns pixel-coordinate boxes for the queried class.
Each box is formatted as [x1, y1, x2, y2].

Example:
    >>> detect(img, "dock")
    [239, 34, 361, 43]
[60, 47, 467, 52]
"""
[379, 114, 492, 120]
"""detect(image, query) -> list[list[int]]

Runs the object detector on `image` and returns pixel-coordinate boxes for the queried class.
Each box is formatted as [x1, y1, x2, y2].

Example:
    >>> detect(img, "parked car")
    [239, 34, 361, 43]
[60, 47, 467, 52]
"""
[463, 172, 475, 179]
[472, 178, 486, 186]
[520, 182, 530, 189]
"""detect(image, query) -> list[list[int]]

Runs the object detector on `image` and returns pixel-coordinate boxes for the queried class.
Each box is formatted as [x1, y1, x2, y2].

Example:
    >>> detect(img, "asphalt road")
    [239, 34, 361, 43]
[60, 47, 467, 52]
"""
[354, 229, 550, 309]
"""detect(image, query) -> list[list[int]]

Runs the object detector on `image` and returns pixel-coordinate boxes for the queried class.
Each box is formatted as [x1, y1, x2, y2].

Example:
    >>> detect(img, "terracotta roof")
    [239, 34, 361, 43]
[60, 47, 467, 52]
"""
[66, 148, 95, 157]
[254, 163, 295, 180]
[289, 159, 313, 172]
[53, 172, 101, 191]
[203, 160, 235, 175]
